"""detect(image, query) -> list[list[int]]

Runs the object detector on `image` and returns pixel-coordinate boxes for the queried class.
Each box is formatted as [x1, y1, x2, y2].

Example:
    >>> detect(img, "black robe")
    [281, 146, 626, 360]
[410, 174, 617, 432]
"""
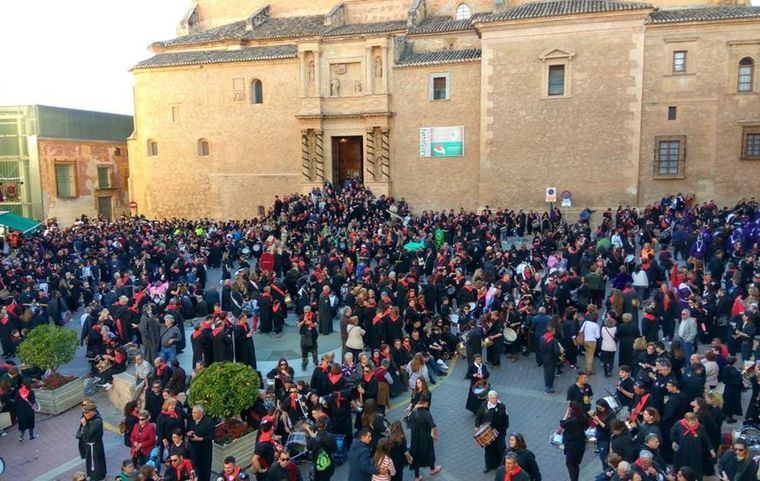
[15, 389, 35, 431]
[187, 415, 215, 481]
[475, 400, 509, 471]
[318, 293, 333, 335]
[671, 420, 713, 478]
[408, 406, 436, 468]
[722, 365, 744, 417]
[211, 328, 232, 363]
[465, 362, 490, 414]
[77, 414, 107, 481]
[232, 322, 256, 368]
[259, 295, 273, 333]
[190, 328, 213, 367]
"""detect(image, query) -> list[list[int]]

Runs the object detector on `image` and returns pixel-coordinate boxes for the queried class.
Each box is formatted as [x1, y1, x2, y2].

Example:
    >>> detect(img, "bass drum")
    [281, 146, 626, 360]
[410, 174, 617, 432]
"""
[503, 327, 518, 344]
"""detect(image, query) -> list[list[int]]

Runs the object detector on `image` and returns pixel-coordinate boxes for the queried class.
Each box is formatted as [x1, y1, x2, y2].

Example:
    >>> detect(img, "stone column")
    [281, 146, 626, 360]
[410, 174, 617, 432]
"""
[365, 127, 377, 181]
[380, 128, 390, 181]
[298, 52, 307, 97]
[365, 46, 374, 95]
[314, 130, 325, 180]
[301, 130, 312, 180]
[380, 46, 388, 94]
[314, 51, 322, 98]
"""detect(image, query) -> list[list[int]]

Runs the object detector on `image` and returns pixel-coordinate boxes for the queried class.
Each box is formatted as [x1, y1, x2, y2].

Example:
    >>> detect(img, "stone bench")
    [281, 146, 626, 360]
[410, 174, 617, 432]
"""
[106, 371, 143, 409]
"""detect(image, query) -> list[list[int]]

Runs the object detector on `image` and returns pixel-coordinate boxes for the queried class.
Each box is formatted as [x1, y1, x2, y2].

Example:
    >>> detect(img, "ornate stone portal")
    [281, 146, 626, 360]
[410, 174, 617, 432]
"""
[301, 129, 325, 180]
[365, 126, 390, 182]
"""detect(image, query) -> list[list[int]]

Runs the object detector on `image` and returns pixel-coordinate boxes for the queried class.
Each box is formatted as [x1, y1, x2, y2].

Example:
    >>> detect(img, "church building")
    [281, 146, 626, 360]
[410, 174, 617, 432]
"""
[128, 0, 760, 218]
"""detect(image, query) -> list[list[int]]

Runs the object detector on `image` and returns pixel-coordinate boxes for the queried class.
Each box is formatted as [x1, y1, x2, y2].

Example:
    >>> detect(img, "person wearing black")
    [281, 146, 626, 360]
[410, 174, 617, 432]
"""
[190, 319, 213, 367]
[475, 390, 509, 473]
[304, 417, 337, 481]
[298, 306, 319, 371]
[506, 432, 542, 481]
[211, 320, 232, 363]
[187, 404, 215, 481]
[721, 356, 744, 423]
[560, 401, 586, 481]
[77, 400, 107, 481]
[661, 380, 690, 464]
[671, 412, 716, 480]
[590, 398, 615, 471]
[539, 325, 561, 394]
[232, 313, 256, 368]
[465, 353, 490, 414]
[484, 313, 504, 369]
[615, 365, 635, 409]
[718, 438, 759, 481]
[566, 372, 593, 413]
[326, 389, 353, 450]
[145, 381, 164, 422]
[408, 394, 442, 478]
[609, 420, 636, 463]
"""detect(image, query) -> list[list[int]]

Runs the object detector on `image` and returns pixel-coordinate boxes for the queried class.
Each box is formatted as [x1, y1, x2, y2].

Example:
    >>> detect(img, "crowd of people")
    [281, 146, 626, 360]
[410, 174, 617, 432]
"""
[0, 182, 759, 481]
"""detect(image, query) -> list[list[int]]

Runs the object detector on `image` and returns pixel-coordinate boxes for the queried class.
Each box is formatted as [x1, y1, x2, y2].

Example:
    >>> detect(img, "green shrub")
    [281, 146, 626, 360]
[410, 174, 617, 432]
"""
[188, 362, 259, 421]
[17, 324, 78, 374]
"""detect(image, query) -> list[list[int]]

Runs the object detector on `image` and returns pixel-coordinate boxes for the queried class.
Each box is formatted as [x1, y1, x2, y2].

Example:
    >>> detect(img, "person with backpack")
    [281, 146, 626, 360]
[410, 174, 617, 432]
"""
[305, 417, 337, 480]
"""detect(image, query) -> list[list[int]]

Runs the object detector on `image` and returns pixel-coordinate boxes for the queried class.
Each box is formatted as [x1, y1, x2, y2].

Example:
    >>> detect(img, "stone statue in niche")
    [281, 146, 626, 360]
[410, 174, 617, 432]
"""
[330, 78, 340, 97]
[374, 56, 383, 78]
[354, 81, 362, 93]
[308, 60, 315, 83]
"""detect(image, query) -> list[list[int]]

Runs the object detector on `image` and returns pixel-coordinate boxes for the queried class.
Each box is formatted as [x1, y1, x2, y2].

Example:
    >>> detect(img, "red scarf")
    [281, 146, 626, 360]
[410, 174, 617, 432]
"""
[363, 373, 373, 383]
[156, 362, 167, 376]
[237, 319, 249, 332]
[541, 332, 554, 343]
[161, 408, 178, 419]
[289, 393, 299, 411]
[372, 313, 384, 326]
[504, 465, 523, 481]
[303, 312, 316, 329]
[0, 316, 8, 325]
[18, 385, 31, 402]
[630, 393, 650, 421]
[212, 326, 225, 337]
[192, 328, 203, 339]
[328, 373, 342, 385]
[679, 419, 699, 437]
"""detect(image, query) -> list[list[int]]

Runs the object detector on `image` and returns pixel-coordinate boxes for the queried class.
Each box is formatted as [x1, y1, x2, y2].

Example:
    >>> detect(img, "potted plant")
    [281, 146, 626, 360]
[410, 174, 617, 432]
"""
[187, 362, 260, 472]
[17, 324, 82, 415]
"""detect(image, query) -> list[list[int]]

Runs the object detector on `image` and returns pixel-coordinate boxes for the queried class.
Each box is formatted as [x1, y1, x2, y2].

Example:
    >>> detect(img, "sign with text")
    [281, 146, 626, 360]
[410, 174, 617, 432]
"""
[420, 126, 464, 157]
[545, 187, 557, 203]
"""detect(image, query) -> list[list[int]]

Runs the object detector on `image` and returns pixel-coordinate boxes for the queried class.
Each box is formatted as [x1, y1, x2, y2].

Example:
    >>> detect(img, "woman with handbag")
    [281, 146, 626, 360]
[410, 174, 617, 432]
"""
[16, 378, 38, 442]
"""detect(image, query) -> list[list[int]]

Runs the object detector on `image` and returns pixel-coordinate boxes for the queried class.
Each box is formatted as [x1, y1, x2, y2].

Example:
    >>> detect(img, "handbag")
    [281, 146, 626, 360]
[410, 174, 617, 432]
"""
[575, 321, 586, 346]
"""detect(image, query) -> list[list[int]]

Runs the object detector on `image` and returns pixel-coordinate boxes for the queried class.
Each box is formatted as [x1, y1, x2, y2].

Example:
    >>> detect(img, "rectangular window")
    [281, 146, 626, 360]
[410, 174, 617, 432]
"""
[548, 65, 565, 96]
[114, 147, 122, 157]
[673, 51, 686, 73]
[171, 106, 180, 122]
[654, 136, 686, 177]
[97, 166, 112, 189]
[738, 64, 753, 92]
[742, 127, 760, 160]
[55, 163, 76, 198]
[668, 106, 677, 120]
[429, 74, 449, 100]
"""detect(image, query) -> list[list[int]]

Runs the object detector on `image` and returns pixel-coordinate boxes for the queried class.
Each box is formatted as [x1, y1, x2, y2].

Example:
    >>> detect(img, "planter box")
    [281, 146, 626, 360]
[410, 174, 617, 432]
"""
[35, 378, 84, 415]
[211, 428, 258, 474]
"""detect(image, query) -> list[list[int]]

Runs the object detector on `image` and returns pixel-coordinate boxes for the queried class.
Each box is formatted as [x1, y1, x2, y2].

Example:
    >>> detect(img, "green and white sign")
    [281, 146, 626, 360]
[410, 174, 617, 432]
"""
[419, 126, 464, 157]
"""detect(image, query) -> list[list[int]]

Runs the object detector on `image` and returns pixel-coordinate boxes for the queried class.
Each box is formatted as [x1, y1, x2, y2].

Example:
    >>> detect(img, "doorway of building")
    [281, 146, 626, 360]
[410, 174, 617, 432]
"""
[331, 136, 363, 186]
[97, 196, 113, 221]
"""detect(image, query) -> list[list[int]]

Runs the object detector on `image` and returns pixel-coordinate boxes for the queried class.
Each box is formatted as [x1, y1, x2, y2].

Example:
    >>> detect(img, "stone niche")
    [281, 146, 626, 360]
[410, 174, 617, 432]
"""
[329, 62, 364, 97]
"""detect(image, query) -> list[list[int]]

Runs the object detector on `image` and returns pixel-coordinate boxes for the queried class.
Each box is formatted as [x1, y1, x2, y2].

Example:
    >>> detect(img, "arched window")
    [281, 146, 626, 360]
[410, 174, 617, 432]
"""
[147, 139, 158, 156]
[197, 138, 209, 156]
[738, 57, 754, 92]
[455, 3, 471, 20]
[251, 79, 263, 104]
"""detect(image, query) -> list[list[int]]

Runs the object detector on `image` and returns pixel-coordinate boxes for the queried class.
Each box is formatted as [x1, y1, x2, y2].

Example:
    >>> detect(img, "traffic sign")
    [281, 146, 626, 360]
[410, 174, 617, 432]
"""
[545, 187, 557, 203]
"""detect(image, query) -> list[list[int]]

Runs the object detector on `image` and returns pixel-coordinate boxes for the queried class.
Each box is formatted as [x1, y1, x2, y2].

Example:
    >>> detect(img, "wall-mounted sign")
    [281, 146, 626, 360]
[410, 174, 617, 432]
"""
[419, 126, 464, 157]
[545, 187, 557, 203]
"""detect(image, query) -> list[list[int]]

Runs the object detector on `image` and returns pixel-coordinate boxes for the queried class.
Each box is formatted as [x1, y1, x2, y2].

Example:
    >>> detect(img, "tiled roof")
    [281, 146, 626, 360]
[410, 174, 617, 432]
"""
[479, 0, 652, 22]
[396, 48, 482, 67]
[648, 6, 760, 24]
[151, 21, 246, 48]
[409, 15, 479, 34]
[322, 20, 408, 37]
[133, 45, 298, 70]
[242, 15, 325, 40]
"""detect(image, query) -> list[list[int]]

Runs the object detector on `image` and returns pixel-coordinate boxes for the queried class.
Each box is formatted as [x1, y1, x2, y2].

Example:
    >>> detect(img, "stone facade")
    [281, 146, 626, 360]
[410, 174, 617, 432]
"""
[38, 139, 130, 224]
[129, 0, 760, 219]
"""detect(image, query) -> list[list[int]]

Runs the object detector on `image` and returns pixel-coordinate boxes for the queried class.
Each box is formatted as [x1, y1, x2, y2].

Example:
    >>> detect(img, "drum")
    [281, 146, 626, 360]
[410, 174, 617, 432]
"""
[503, 327, 518, 343]
[457, 342, 466, 357]
[446, 286, 456, 295]
[472, 380, 490, 400]
[473, 424, 498, 447]
[286, 431, 308, 458]
[333, 434, 347, 464]
[483, 337, 494, 348]
[241, 247, 251, 256]
[603, 395, 620, 413]
[252, 243, 262, 253]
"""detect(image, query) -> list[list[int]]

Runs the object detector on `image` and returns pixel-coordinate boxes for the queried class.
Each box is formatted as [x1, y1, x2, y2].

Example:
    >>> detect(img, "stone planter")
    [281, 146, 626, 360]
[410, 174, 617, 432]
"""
[35, 377, 84, 415]
[211, 428, 258, 474]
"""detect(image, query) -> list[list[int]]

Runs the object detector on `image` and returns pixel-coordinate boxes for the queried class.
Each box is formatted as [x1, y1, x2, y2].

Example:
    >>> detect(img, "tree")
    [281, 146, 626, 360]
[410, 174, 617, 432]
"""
[188, 362, 259, 421]
[17, 324, 78, 374]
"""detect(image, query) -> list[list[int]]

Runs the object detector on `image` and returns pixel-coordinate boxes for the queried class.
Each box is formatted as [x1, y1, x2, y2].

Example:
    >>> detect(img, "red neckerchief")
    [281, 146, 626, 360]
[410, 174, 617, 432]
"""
[328, 372, 342, 385]
[504, 465, 523, 481]
[212, 326, 225, 337]
[173, 459, 194, 480]
[272, 285, 285, 297]
[222, 465, 241, 480]
[289, 393, 299, 410]
[363, 373, 373, 383]
[156, 362, 167, 376]
[372, 313, 384, 326]
[237, 319, 249, 332]
[259, 427, 273, 444]
[192, 329, 203, 339]
[161, 408, 178, 419]
[18, 385, 30, 401]
[388, 314, 400, 323]
[679, 419, 699, 437]
[630, 393, 651, 421]
[202, 319, 212, 329]
[273, 300, 281, 313]
[303, 312, 316, 328]
[0, 316, 8, 325]
[541, 332, 554, 343]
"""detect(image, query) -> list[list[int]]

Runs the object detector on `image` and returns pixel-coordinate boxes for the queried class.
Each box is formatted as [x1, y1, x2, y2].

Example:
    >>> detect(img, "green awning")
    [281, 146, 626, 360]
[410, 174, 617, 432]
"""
[0, 212, 41, 236]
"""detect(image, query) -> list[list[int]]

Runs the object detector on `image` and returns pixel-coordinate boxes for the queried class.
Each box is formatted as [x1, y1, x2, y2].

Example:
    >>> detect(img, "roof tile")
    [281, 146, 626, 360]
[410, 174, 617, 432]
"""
[648, 6, 760, 24]
[396, 48, 482, 67]
[479, 0, 652, 22]
[133, 45, 298, 70]
[322, 20, 408, 37]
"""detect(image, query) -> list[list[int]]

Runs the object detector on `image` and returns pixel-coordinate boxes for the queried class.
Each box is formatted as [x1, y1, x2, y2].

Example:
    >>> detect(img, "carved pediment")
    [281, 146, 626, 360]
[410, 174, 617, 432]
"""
[539, 49, 576, 61]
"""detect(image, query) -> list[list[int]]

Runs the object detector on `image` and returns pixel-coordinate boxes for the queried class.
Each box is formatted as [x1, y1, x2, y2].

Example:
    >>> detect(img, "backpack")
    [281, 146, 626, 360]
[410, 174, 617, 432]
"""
[575, 321, 587, 346]
[315, 447, 332, 472]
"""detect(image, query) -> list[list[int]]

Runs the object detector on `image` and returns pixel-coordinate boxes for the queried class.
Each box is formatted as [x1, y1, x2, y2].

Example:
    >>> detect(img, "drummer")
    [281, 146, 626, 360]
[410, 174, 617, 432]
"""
[465, 353, 490, 414]
[474, 390, 509, 474]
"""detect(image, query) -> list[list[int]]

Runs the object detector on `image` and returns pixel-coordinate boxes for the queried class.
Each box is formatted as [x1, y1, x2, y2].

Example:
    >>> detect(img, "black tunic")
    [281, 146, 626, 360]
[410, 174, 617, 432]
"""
[465, 362, 490, 414]
[232, 322, 256, 368]
[15, 389, 35, 431]
[671, 420, 713, 478]
[77, 414, 107, 481]
[409, 407, 436, 468]
[187, 415, 215, 481]
[211, 328, 232, 363]
[190, 328, 213, 367]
